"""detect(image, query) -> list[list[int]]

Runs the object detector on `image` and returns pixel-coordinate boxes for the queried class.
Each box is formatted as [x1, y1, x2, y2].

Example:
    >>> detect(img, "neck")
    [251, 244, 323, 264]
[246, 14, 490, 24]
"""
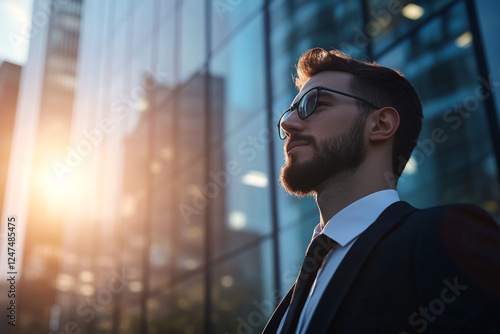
[315, 166, 396, 227]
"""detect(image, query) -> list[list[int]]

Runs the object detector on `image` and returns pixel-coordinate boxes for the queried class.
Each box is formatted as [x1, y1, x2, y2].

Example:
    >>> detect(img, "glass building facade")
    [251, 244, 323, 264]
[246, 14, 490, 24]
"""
[1, 0, 499, 333]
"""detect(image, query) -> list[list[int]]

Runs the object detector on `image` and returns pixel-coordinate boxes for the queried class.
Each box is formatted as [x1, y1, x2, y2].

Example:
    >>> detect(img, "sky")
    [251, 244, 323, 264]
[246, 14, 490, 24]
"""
[0, 0, 33, 65]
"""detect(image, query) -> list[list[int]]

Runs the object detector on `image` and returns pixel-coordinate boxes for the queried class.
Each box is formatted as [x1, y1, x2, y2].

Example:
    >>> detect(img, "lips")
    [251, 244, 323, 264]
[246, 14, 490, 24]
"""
[286, 141, 310, 154]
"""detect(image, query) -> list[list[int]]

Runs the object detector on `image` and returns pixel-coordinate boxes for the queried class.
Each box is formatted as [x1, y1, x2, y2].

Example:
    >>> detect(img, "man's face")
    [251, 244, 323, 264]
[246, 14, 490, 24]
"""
[279, 71, 368, 196]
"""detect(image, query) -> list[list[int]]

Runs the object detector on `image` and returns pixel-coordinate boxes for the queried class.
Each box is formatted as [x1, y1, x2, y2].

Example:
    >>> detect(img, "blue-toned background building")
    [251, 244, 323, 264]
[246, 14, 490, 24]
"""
[0, 0, 499, 333]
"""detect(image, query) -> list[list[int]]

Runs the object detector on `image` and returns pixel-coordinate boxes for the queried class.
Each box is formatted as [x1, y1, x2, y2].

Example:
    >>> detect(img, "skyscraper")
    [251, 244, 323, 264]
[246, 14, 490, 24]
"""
[0, 0, 82, 333]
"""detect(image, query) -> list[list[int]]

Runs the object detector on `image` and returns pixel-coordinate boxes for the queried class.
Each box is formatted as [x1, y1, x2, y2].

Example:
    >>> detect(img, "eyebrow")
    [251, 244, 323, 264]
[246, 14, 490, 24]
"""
[318, 90, 340, 101]
[290, 88, 337, 107]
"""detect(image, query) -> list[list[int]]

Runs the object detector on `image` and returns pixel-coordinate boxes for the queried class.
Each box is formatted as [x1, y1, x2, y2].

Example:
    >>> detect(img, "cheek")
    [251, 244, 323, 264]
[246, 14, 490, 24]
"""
[319, 109, 361, 131]
[312, 116, 344, 137]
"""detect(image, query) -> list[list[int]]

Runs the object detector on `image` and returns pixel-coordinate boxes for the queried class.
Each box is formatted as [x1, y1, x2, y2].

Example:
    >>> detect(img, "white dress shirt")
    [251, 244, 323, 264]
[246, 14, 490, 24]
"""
[277, 189, 400, 334]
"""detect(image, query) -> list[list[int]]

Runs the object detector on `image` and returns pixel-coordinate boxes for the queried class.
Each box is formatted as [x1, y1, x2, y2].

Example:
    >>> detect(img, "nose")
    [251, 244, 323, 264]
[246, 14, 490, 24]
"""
[281, 110, 305, 138]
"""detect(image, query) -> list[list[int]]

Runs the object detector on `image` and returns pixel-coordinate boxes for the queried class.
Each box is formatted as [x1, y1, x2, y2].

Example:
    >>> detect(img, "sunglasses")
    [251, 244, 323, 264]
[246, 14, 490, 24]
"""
[277, 86, 380, 139]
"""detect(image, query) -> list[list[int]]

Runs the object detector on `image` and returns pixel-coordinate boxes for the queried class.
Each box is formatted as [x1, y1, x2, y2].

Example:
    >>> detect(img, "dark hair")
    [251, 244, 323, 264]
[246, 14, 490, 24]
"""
[295, 47, 423, 177]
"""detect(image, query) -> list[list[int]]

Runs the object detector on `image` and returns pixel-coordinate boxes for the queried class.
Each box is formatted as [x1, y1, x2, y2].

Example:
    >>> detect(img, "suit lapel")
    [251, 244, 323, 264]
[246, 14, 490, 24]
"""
[305, 201, 417, 333]
[262, 286, 294, 333]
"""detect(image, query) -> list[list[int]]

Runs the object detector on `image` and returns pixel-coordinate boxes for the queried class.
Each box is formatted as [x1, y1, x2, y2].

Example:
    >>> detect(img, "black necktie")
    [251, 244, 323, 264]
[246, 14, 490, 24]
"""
[281, 234, 338, 334]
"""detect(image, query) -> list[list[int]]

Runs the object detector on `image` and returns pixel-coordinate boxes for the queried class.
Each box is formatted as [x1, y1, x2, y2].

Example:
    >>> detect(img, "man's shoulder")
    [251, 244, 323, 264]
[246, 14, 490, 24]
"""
[410, 201, 489, 215]
[385, 201, 499, 251]
[406, 202, 500, 306]
[398, 201, 497, 229]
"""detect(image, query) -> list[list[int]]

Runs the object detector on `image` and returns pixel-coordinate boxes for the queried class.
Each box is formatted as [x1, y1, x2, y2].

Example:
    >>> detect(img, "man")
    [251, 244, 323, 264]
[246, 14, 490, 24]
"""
[263, 48, 500, 333]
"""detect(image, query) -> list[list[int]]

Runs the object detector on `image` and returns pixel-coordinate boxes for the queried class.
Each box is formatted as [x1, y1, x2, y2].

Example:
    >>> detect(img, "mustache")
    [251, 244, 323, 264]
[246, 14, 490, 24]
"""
[285, 134, 318, 151]
[283, 134, 318, 156]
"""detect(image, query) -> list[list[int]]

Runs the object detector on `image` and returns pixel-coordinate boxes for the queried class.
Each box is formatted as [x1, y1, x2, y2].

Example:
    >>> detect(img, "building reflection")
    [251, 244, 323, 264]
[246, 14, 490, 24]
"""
[1, 1, 83, 333]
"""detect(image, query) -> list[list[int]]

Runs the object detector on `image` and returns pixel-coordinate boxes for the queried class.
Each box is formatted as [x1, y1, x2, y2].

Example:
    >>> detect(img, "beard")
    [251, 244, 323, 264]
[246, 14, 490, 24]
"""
[280, 116, 367, 197]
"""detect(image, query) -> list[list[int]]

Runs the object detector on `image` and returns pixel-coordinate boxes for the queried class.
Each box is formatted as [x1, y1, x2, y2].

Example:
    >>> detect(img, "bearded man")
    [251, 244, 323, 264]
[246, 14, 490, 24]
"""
[263, 48, 500, 334]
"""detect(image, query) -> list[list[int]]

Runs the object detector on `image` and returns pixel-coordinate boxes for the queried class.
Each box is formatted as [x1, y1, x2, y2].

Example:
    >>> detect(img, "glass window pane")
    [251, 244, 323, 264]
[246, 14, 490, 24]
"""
[211, 0, 264, 49]
[209, 13, 271, 259]
[178, 74, 207, 165]
[157, 3, 177, 86]
[212, 240, 275, 333]
[121, 108, 149, 303]
[177, 158, 206, 273]
[132, 0, 155, 62]
[148, 275, 204, 333]
[475, 0, 500, 138]
[211, 13, 266, 141]
[148, 86, 176, 292]
[211, 112, 273, 259]
[377, 2, 500, 212]
[369, 0, 456, 56]
[120, 304, 141, 334]
[181, 0, 206, 82]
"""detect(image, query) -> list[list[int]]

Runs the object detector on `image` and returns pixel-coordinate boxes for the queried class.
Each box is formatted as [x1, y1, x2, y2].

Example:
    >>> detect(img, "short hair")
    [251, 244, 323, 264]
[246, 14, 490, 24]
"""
[295, 47, 423, 177]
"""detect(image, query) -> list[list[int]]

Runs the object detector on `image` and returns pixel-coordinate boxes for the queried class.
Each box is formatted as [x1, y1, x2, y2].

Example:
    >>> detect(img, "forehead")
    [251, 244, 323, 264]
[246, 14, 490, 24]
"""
[293, 71, 354, 104]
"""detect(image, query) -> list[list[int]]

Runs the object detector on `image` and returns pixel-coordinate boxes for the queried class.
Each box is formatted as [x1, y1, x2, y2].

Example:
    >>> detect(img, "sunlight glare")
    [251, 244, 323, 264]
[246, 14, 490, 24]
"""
[35, 161, 88, 216]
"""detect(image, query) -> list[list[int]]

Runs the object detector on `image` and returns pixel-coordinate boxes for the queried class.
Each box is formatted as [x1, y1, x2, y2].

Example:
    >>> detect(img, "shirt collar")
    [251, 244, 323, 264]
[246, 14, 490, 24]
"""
[312, 189, 400, 247]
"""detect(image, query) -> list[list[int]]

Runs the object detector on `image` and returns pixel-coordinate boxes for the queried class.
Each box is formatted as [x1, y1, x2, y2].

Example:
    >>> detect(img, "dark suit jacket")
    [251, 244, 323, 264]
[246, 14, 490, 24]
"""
[263, 201, 500, 333]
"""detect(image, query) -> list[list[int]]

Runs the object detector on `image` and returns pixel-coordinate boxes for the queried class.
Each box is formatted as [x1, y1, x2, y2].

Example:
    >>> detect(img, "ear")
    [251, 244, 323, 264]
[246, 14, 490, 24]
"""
[366, 107, 400, 142]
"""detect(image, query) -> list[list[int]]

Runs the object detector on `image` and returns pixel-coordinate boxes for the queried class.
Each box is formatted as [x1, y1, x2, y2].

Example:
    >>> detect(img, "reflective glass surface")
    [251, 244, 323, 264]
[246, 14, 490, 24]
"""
[212, 240, 275, 333]
[211, 111, 273, 259]
[177, 158, 206, 272]
[181, 0, 206, 82]
[368, 0, 456, 56]
[147, 275, 204, 333]
[178, 73, 208, 165]
[156, 2, 177, 86]
[120, 304, 141, 334]
[475, 0, 500, 128]
[377, 1, 499, 211]
[209, 13, 272, 259]
[211, 0, 264, 50]
[211, 13, 266, 140]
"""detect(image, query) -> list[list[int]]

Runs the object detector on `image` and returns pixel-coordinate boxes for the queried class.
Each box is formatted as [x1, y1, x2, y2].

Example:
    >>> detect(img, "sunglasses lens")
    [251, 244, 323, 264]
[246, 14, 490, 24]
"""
[298, 90, 318, 118]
